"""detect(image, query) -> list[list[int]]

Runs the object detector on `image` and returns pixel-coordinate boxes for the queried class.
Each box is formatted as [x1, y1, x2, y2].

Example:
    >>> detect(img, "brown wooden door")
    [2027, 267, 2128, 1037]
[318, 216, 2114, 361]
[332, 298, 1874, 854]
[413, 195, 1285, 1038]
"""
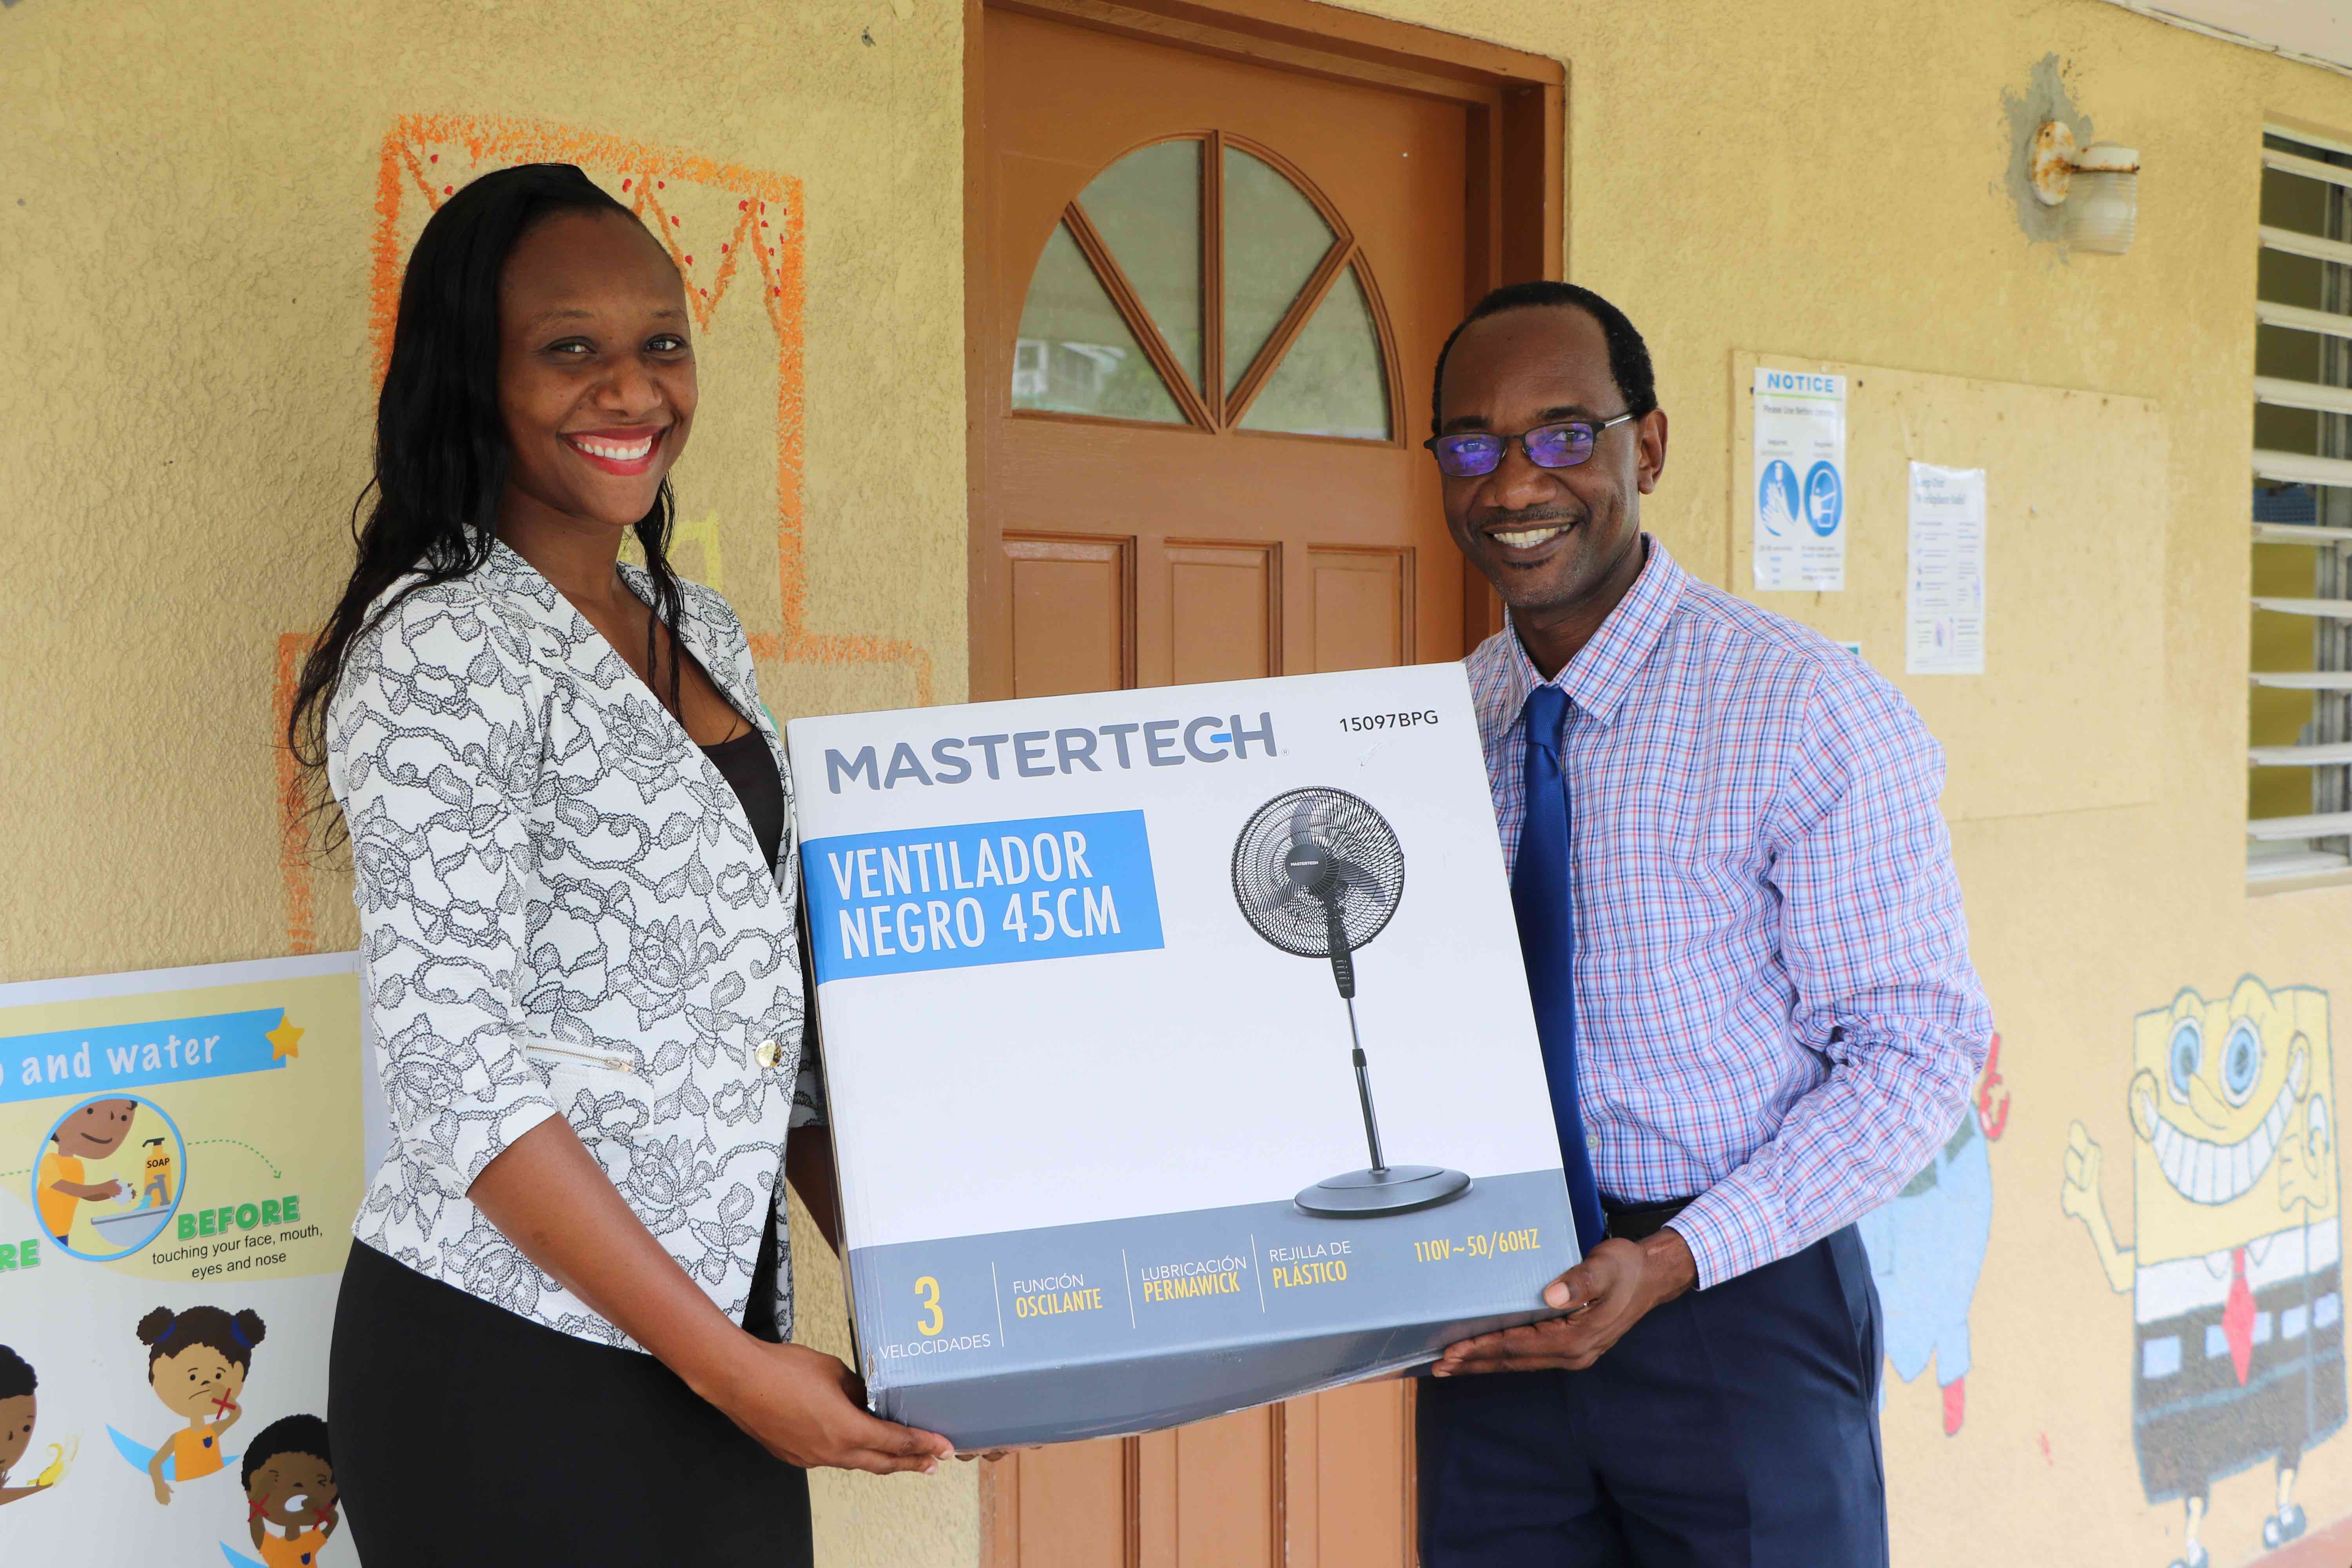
[969, 5, 1556, 1563]
[975, 4, 1467, 705]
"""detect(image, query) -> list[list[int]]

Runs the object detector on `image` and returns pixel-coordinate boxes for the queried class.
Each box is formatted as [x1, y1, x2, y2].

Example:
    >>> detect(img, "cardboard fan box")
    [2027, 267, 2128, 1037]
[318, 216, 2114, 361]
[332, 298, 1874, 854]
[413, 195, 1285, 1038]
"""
[787, 664, 1574, 1448]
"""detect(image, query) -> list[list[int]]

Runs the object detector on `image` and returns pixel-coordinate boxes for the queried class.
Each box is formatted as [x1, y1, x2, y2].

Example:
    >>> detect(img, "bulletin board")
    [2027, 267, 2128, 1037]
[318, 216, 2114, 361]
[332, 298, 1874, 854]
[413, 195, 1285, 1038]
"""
[1730, 353, 2168, 822]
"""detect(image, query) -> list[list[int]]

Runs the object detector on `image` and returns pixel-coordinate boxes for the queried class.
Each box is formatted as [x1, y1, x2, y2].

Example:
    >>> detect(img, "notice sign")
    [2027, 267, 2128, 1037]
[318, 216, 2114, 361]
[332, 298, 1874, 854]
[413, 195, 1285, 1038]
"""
[1752, 368, 1848, 591]
[1907, 463, 1987, 675]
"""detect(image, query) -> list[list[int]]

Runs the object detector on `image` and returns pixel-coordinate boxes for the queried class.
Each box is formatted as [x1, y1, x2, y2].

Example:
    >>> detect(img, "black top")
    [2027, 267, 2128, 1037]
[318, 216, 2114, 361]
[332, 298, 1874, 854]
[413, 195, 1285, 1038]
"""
[701, 724, 791, 1343]
[701, 728, 785, 873]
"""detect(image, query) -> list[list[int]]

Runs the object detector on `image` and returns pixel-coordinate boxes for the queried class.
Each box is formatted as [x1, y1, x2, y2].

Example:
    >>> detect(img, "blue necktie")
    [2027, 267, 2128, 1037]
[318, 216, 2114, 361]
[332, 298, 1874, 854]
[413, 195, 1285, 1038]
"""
[1512, 683, 1607, 1254]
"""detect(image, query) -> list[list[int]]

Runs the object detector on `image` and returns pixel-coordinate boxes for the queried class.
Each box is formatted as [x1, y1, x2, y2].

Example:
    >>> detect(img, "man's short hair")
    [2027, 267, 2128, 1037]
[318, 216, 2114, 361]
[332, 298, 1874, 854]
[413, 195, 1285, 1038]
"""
[1430, 281, 1657, 435]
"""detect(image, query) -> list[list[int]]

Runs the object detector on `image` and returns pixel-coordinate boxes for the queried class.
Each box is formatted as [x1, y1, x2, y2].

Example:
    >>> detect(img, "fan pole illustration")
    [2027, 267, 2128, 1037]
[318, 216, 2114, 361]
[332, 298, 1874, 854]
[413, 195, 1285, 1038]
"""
[1232, 788, 1471, 1217]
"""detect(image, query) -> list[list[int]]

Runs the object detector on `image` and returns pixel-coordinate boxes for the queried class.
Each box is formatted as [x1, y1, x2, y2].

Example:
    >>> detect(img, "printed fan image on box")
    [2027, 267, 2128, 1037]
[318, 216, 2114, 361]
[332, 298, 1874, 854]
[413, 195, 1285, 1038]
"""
[788, 664, 1573, 1449]
[1230, 787, 1470, 1217]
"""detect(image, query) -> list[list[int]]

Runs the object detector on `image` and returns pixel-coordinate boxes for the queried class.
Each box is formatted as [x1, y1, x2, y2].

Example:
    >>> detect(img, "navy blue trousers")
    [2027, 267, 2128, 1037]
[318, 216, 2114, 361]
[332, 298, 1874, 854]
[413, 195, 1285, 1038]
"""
[1417, 1225, 1887, 1568]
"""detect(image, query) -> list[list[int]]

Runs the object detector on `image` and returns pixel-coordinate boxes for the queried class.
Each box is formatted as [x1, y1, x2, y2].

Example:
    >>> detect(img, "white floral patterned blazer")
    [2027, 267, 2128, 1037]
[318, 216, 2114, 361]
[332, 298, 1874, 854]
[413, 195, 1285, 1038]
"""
[329, 541, 816, 1347]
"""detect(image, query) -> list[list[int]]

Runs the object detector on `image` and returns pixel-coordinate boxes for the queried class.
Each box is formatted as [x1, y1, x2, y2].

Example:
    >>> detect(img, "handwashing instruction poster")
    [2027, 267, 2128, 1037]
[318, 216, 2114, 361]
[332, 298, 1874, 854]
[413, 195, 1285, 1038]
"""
[1906, 461, 1988, 675]
[0, 951, 363, 1565]
[1752, 367, 1849, 591]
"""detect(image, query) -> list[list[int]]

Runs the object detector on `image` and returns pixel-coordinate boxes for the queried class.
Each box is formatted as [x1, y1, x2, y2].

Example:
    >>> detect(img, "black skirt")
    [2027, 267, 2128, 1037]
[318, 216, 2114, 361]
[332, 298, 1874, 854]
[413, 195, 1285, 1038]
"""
[329, 1239, 813, 1565]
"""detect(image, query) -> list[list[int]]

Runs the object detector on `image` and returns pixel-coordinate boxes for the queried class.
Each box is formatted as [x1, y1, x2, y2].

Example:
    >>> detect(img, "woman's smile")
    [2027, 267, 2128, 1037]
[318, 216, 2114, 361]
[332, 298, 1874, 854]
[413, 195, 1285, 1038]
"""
[564, 425, 668, 476]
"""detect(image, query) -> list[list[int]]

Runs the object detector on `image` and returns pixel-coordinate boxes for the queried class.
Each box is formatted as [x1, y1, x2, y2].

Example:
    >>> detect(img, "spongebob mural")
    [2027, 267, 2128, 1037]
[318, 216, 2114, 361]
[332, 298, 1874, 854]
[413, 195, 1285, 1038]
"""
[2060, 979, 2344, 1568]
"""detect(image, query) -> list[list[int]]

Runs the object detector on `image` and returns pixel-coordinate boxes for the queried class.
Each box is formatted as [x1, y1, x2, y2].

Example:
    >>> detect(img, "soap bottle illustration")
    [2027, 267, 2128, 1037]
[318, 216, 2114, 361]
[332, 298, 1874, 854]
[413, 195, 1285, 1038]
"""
[138, 1137, 174, 1210]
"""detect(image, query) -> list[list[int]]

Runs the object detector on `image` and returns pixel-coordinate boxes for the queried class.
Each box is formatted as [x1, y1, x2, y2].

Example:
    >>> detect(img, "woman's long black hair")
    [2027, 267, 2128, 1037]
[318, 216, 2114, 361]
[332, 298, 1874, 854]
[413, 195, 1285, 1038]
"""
[287, 163, 690, 845]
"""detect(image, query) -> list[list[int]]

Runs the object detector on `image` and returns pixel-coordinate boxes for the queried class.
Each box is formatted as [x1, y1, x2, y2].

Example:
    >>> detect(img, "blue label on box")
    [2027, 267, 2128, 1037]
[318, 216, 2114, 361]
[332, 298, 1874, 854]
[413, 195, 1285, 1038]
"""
[804, 811, 1164, 981]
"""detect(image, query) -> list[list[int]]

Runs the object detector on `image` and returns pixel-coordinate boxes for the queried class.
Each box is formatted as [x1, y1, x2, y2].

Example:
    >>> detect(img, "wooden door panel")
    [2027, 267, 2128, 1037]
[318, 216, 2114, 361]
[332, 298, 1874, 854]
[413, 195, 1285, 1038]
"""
[1137, 1413, 1284, 1567]
[1011, 1396, 1401, 1568]
[1172, 1412, 1279, 1567]
[1169, 541, 1280, 684]
[1278, 1383, 1417, 1563]
[1308, 1381, 1415, 1564]
[1309, 546, 1412, 672]
[1007, 533, 1135, 697]
[990, 421, 1417, 532]
[1014, 1438, 1131, 1567]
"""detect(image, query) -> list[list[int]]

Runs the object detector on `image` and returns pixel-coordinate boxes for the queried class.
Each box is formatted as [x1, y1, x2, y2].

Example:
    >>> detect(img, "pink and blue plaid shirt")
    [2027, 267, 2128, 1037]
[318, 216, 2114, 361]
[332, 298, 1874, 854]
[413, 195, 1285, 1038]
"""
[1469, 536, 1992, 1290]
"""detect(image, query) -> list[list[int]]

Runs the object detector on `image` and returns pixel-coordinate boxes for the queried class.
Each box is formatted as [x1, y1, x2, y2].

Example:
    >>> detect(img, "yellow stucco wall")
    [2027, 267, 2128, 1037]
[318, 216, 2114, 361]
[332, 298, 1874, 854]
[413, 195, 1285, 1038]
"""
[0, 0, 977, 1558]
[9, 0, 2352, 1563]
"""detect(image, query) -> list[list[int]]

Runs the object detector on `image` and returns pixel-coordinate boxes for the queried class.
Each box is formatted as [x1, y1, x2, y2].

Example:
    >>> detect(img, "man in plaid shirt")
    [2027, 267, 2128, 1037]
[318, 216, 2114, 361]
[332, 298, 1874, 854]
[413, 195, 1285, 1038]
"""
[1415, 281, 1992, 1567]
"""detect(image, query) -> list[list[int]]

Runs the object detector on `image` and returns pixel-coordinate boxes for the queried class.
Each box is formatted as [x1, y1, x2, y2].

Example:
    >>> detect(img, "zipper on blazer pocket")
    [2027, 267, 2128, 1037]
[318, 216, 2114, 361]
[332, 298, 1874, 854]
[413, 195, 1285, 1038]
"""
[523, 1042, 639, 1076]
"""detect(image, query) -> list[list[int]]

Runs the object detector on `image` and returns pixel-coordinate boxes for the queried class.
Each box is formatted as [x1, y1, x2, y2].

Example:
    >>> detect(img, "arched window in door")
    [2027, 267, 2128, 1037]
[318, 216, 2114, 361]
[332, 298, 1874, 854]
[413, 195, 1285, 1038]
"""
[1011, 133, 1400, 442]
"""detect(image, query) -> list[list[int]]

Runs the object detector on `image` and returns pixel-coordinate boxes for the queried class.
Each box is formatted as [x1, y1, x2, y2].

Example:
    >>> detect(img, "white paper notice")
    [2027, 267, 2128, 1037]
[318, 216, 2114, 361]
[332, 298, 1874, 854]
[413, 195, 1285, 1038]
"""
[1751, 368, 1848, 591]
[1906, 462, 1986, 675]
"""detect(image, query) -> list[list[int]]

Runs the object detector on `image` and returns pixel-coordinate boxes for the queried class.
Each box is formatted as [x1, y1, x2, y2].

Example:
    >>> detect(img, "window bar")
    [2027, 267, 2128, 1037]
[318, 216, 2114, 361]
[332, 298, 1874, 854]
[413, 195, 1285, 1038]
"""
[2268, 146, 2352, 193]
[2255, 450, 2352, 487]
[2258, 298, 2352, 342]
[2256, 375, 2352, 417]
[2263, 224, 2352, 269]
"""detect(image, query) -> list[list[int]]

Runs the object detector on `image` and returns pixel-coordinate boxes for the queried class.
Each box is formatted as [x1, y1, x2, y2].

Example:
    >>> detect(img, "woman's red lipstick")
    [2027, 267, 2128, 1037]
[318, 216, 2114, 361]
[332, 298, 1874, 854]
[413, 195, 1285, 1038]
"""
[563, 426, 666, 476]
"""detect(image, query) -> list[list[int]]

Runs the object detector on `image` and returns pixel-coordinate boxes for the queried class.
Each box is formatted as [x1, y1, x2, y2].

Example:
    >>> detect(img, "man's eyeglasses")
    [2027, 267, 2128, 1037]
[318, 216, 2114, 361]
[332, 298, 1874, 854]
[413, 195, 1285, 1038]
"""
[1423, 412, 1638, 479]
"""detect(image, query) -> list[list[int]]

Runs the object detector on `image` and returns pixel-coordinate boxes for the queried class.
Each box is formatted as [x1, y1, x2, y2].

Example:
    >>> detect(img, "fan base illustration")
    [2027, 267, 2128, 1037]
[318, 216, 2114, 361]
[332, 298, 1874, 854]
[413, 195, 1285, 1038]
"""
[1294, 1164, 1471, 1218]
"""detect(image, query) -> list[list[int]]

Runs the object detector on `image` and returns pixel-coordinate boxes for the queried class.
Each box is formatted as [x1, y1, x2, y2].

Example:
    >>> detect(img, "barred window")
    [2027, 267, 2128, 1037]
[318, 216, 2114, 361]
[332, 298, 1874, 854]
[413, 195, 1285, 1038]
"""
[2250, 127, 2352, 883]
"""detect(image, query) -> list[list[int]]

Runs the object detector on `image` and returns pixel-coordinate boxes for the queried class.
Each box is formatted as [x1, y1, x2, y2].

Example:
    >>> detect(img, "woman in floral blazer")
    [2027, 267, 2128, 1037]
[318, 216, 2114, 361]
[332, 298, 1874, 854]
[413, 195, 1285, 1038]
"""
[291, 165, 949, 1564]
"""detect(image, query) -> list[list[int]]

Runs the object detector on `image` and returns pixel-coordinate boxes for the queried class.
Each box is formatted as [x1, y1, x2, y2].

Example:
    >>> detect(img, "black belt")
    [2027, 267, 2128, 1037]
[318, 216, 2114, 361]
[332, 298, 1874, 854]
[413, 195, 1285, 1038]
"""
[1601, 1196, 1692, 1242]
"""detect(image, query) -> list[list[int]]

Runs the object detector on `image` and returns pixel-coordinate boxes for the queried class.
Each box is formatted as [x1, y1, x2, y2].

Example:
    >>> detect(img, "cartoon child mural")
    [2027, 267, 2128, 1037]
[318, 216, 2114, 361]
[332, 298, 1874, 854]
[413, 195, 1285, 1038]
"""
[2061, 979, 2344, 1568]
[0, 1344, 70, 1506]
[1860, 1034, 2011, 1436]
[241, 1415, 338, 1568]
[36, 1096, 136, 1243]
[135, 1305, 266, 1504]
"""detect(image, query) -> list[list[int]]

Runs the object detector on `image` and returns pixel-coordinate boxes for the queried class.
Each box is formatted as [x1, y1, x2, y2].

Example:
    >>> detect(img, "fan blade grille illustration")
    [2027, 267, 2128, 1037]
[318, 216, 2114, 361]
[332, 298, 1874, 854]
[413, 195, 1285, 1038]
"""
[1232, 791, 1404, 976]
[1232, 788, 1469, 1217]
